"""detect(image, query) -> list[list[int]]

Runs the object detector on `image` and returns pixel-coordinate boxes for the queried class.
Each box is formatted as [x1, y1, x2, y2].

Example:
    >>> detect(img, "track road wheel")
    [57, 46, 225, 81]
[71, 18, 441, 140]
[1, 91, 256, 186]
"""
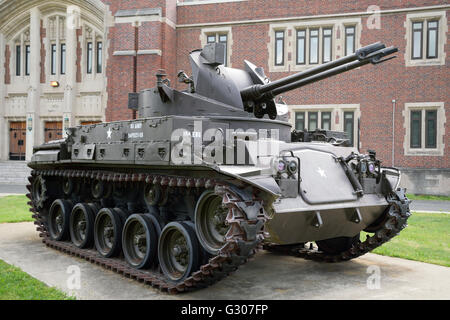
[122, 214, 158, 269]
[48, 199, 72, 241]
[316, 234, 360, 255]
[94, 208, 124, 257]
[195, 190, 229, 255]
[158, 222, 200, 283]
[70, 203, 95, 248]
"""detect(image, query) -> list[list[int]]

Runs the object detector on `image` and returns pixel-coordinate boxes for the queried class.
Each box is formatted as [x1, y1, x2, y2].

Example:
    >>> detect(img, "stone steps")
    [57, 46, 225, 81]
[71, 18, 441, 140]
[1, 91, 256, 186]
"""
[0, 161, 31, 184]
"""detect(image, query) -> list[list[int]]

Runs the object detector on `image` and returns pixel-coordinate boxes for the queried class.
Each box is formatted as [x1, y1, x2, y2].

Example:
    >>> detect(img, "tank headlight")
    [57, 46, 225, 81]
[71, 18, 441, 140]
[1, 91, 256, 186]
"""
[288, 160, 298, 174]
[277, 160, 286, 172]
[368, 162, 375, 174]
[360, 161, 367, 173]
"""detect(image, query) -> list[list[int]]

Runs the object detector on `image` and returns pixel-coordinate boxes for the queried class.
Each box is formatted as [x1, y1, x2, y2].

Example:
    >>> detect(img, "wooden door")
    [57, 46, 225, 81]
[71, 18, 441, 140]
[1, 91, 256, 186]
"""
[44, 121, 63, 143]
[9, 122, 26, 161]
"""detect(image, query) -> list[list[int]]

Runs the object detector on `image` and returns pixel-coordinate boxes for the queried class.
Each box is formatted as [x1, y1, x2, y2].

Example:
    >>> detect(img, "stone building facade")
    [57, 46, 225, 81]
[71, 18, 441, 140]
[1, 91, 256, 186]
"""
[0, 0, 448, 194]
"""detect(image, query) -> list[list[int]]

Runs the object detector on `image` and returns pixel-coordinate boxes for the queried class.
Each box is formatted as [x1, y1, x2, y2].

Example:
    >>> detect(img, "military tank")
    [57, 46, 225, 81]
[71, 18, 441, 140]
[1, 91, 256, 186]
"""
[27, 41, 411, 293]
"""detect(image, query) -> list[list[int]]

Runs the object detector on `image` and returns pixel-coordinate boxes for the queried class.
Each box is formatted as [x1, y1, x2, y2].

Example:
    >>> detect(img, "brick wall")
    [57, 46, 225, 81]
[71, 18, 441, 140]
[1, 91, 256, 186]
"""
[102, 0, 449, 169]
[104, 0, 178, 121]
[177, 0, 446, 24]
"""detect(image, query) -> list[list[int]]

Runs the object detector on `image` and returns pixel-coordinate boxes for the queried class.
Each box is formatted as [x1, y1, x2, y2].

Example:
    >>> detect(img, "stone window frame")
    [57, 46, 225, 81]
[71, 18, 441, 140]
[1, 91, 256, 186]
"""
[268, 17, 361, 72]
[404, 11, 447, 67]
[81, 22, 104, 81]
[43, 14, 67, 81]
[8, 26, 30, 81]
[200, 26, 233, 67]
[403, 102, 446, 156]
[289, 104, 361, 148]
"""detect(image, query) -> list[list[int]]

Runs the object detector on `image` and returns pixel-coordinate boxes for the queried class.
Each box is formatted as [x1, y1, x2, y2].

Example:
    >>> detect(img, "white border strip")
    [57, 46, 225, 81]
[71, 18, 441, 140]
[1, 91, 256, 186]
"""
[137, 49, 162, 56]
[113, 50, 136, 56]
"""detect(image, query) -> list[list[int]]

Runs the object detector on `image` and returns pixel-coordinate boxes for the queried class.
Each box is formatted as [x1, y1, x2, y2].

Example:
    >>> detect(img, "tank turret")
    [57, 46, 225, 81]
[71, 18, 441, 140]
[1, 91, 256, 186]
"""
[129, 42, 397, 122]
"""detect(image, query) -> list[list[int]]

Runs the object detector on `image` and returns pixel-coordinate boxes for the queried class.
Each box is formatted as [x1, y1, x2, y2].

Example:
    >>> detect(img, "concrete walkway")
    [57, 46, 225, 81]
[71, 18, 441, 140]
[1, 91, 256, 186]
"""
[0, 184, 28, 195]
[0, 222, 448, 300]
[411, 200, 450, 214]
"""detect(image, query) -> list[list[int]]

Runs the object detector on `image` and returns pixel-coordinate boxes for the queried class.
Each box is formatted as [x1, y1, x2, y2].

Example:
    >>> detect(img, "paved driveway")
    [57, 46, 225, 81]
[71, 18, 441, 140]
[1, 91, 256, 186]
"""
[0, 222, 448, 300]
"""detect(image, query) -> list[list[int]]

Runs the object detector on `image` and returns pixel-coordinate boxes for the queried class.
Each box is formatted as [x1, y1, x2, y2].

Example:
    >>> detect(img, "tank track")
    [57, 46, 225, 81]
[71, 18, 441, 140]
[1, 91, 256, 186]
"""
[264, 189, 411, 262]
[26, 169, 268, 294]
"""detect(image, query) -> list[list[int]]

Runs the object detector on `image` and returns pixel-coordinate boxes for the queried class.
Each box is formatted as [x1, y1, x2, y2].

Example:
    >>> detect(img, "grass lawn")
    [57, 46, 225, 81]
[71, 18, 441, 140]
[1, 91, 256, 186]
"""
[406, 193, 450, 201]
[0, 259, 73, 300]
[362, 212, 450, 267]
[0, 195, 32, 223]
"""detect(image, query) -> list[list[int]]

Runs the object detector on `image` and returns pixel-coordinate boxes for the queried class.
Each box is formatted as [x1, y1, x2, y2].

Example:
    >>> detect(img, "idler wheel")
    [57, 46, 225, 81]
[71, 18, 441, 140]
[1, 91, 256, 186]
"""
[32, 175, 48, 210]
[316, 235, 360, 254]
[94, 208, 125, 257]
[70, 203, 95, 248]
[48, 199, 73, 241]
[158, 222, 200, 283]
[122, 214, 158, 269]
[194, 190, 229, 255]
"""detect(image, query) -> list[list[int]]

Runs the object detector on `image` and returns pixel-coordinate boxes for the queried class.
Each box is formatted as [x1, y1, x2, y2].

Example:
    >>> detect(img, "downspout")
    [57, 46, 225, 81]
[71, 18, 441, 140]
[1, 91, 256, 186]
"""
[392, 99, 396, 166]
[132, 25, 138, 119]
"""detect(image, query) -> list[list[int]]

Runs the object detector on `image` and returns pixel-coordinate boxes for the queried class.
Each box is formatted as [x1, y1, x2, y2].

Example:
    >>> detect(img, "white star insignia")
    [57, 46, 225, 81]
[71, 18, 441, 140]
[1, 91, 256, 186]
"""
[317, 167, 326, 178]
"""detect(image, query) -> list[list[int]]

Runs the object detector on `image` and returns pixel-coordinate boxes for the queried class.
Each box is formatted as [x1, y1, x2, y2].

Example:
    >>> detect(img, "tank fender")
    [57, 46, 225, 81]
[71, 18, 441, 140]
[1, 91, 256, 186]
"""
[216, 165, 281, 197]
[31, 149, 59, 162]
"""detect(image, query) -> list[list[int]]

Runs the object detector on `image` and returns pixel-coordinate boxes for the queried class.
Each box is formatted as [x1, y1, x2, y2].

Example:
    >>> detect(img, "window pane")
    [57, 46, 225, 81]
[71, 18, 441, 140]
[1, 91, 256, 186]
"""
[60, 44, 66, 75]
[308, 112, 318, 131]
[275, 31, 284, 66]
[296, 30, 305, 64]
[323, 28, 332, 63]
[321, 112, 331, 130]
[410, 111, 422, 148]
[219, 35, 227, 67]
[207, 35, 216, 43]
[51, 44, 57, 75]
[25, 45, 30, 76]
[427, 21, 438, 58]
[345, 27, 355, 56]
[16, 45, 21, 76]
[295, 112, 305, 131]
[425, 110, 437, 148]
[309, 29, 319, 64]
[412, 22, 423, 59]
[344, 111, 354, 146]
[87, 42, 93, 74]
[428, 21, 438, 28]
[96, 42, 102, 73]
